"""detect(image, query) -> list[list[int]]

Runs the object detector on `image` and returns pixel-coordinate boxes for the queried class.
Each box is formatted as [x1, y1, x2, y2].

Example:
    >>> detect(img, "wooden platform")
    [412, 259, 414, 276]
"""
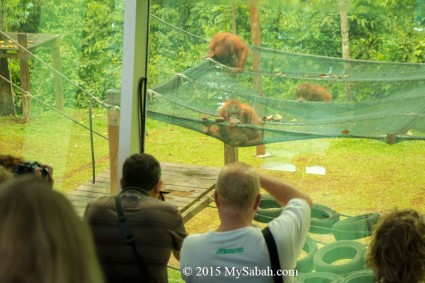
[66, 162, 220, 222]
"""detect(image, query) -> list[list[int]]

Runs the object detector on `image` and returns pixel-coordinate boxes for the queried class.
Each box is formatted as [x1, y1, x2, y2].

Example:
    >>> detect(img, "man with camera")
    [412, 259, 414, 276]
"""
[180, 162, 312, 283]
[0, 154, 54, 185]
[84, 153, 187, 283]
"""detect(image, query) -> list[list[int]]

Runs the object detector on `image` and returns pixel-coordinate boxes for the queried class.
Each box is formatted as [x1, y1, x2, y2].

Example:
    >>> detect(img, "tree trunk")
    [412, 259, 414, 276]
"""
[249, 0, 266, 156]
[340, 0, 356, 101]
[0, 57, 14, 116]
[232, 4, 237, 34]
[0, 4, 14, 116]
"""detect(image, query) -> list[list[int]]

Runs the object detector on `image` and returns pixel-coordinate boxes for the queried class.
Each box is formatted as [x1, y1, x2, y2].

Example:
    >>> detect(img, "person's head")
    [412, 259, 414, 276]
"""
[0, 176, 104, 283]
[367, 209, 425, 283]
[215, 162, 261, 213]
[0, 154, 54, 185]
[121, 153, 162, 193]
[0, 154, 24, 170]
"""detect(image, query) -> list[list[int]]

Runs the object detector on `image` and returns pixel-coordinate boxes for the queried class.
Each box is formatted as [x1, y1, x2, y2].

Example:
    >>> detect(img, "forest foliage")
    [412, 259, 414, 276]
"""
[3, 0, 425, 110]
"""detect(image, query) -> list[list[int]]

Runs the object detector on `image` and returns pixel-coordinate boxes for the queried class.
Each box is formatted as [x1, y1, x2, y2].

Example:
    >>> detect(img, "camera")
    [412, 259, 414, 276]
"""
[13, 161, 50, 180]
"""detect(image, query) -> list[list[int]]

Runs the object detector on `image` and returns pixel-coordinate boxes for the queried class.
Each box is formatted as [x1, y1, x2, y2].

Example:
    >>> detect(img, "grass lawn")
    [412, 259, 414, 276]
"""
[2, 109, 425, 281]
[144, 115, 425, 277]
[146, 118, 425, 215]
[2, 108, 424, 218]
[0, 108, 111, 193]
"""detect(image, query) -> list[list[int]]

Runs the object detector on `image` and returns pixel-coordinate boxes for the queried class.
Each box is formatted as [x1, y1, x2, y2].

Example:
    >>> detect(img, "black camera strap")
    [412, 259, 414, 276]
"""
[262, 227, 284, 283]
[114, 195, 150, 280]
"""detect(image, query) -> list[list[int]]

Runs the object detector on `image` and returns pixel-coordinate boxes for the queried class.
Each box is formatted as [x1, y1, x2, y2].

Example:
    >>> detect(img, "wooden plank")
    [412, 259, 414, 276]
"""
[0, 54, 18, 59]
[182, 192, 215, 222]
[178, 180, 215, 213]
[162, 162, 220, 174]
[68, 188, 204, 200]
[67, 194, 100, 201]
[73, 185, 110, 194]
[162, 180, 213, 190]
[67, 163, 220, 221]
[3, 32, 60, 50]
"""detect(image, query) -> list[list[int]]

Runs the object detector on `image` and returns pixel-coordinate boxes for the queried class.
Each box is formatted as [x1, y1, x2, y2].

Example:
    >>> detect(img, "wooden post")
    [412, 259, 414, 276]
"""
[386, 134, 397, 144]
[18, 33, 31, 122]
[106, 89, 121, 195]
[224, 144, 238, 164]
[51, 37, 64, 111]
[249, 0, 266, 156]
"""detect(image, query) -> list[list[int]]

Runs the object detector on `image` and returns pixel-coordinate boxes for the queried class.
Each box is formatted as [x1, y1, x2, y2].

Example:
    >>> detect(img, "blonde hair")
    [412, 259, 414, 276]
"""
[216, 162, 260, 210]
[0, 176, 104, 283]
[367, 209, 425, 283]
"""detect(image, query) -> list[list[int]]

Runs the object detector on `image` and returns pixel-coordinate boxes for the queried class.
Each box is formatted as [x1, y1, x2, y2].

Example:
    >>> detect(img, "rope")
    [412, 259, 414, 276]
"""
[0, 30, 119, 111]
[89, 100, 97, 183]
[167, 265, 180, 271]
[151, 13, 425, 69]
[151, 14, 209, 43]
[254, 212, 376, 234]
[0, 74, 108, 140]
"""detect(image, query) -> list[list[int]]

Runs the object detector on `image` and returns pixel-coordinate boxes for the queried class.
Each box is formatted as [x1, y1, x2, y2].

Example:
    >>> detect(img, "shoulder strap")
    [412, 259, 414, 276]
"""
[114, 195, 150, 279]
[262, 227, 284, 283]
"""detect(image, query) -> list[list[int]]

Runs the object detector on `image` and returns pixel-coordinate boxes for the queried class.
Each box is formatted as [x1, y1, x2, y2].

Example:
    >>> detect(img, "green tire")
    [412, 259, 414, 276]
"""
[313, 240, 366, 275]
[260, 194, 280, 209]
[343, 269, 377, 283]
[254, 208, 282, 223]
[298, 272, 344, 283]
[296, 236, 318, 273]
[332, 213, 380, 241]
[310, 203, 340, 234]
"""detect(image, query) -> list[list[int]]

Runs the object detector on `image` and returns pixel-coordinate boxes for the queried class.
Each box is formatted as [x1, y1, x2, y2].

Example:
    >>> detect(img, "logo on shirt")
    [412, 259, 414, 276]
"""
[216, 247, 244, 255]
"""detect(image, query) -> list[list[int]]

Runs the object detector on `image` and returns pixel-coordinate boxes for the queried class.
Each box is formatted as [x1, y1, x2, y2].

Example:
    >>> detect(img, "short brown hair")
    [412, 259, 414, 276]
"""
[0, 154, 24, 170]
[122, 153, 161, 191]
[367, 209, 425, 283]
[216, 162, 260, 210]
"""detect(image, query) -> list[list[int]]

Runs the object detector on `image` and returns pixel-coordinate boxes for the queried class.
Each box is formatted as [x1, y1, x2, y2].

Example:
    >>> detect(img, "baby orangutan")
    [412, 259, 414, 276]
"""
[295, 83, 333, 102]
[204, 100, 262, 147]
[206, 32, 249, 72]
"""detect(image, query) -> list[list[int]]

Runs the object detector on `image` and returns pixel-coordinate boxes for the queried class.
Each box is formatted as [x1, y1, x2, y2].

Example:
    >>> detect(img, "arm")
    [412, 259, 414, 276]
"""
[235, 45, 249, 69]
[258, 172, 312, 208]
[170, 211, 187, 262]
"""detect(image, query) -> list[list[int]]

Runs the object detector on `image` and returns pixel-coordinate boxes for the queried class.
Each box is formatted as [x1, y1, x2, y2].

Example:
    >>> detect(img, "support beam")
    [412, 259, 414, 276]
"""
[224, 144, 238, 164]
[106, 90, 121, 195]
[118, 0, 151, 191]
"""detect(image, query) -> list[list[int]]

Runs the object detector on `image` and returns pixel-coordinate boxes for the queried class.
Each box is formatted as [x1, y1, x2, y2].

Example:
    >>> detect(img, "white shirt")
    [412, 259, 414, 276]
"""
[180, 198, 311, 283]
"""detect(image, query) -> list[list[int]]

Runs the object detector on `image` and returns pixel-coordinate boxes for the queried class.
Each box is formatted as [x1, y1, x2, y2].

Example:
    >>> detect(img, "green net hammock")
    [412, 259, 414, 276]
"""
[148, 47, 425, 147]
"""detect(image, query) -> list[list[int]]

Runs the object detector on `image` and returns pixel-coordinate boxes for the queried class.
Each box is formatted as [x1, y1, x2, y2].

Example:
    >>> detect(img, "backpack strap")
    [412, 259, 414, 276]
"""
[114, 195, 150, 279]
[262, 226, 284, 283]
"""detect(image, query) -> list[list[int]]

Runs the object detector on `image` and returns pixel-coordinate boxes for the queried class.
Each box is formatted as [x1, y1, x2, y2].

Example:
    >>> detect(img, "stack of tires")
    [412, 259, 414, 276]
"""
[254, 195, 380, 282]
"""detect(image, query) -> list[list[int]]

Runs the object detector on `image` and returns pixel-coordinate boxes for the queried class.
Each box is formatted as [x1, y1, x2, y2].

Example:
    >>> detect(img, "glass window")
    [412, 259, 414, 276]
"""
[146, 0, 425, 279]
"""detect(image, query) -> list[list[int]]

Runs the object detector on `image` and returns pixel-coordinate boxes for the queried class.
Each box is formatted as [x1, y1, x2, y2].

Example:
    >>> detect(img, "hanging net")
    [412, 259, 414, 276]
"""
[148, 47, 425, 147]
